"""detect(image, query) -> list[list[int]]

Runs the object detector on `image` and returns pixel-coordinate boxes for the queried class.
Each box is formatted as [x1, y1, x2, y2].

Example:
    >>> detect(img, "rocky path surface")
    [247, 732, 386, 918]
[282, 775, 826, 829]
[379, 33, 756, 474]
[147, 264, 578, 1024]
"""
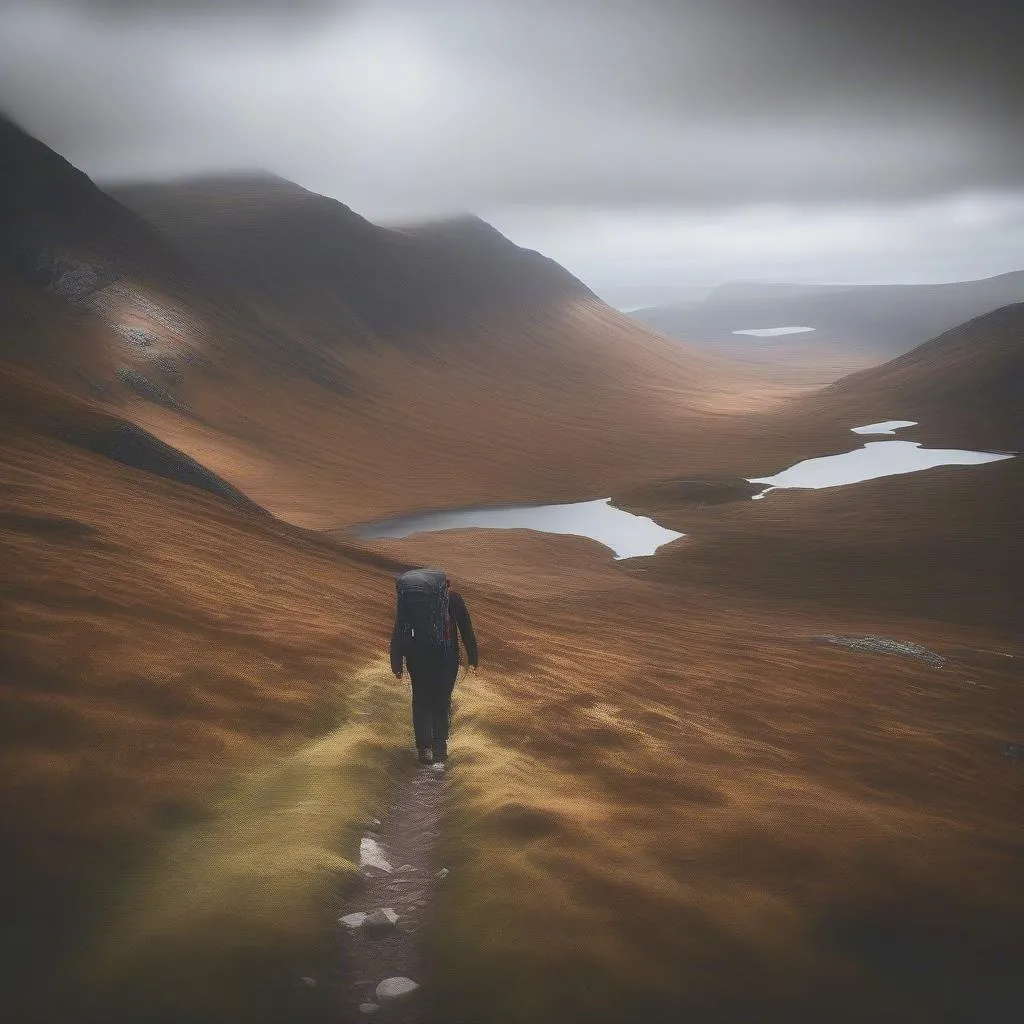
[337, 760, 451, 1023]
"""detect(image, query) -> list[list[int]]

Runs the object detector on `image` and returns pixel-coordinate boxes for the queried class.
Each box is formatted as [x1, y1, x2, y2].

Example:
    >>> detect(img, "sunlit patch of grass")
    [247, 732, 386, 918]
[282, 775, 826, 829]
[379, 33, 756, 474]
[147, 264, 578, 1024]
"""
[63, 660, 408, 1024]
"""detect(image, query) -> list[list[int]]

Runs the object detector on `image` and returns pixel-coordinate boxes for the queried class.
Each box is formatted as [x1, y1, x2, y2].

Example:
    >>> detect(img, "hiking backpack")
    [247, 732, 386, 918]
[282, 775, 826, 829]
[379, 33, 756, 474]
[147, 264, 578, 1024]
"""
[395, 568, 455, 660]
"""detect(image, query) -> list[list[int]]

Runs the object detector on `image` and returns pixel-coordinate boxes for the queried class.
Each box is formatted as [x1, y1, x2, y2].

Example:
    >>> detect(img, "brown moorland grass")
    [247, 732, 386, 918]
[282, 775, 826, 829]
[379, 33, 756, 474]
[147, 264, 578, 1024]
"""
[360, 528, 1023, 1024]
[117, 297, 823, 530]
[0, 401, 424, 1022]
[616, 458, 1023, 633]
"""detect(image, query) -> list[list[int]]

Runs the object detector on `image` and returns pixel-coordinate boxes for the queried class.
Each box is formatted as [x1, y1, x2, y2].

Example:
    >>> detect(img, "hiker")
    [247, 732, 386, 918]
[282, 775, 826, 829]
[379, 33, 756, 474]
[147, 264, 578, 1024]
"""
[390, 568, 478, 765]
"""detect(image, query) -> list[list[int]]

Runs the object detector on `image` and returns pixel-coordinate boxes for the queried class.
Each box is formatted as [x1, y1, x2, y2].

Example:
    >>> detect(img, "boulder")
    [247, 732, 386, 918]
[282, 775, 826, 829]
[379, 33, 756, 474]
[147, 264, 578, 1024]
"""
[359, 837, 394, 873]
[375, 977, 420, 1002]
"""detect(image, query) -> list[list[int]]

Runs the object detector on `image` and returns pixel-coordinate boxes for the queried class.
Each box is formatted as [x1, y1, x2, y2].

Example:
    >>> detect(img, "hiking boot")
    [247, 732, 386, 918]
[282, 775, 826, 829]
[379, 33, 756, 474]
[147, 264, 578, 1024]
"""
[417, 747, 434, 765]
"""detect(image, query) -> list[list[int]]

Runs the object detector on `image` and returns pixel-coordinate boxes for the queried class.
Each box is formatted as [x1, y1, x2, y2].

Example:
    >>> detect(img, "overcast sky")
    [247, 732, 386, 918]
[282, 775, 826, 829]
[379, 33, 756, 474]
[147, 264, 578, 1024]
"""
[2, 0, 1022, 309]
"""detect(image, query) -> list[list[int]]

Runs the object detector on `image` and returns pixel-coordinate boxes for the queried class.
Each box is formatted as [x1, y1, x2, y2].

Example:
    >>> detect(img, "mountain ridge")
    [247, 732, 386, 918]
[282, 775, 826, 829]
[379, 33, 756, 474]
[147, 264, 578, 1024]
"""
[109, 174, 597, 340]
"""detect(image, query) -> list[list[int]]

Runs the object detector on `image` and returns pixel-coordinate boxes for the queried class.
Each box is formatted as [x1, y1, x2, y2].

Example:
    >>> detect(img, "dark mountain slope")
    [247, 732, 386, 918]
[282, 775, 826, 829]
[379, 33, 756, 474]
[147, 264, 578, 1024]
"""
[111, 175, 595, 339]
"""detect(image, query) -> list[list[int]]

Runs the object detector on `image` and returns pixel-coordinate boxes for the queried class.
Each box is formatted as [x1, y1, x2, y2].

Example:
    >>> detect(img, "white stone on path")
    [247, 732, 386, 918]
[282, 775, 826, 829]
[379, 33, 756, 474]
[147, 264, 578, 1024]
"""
[359, 837, 394, 873]
[359, 1002, 380, 1013]
[340, 912, 368, 929]
[436, 867, 450, 879]
[376, 976, 420, 1002]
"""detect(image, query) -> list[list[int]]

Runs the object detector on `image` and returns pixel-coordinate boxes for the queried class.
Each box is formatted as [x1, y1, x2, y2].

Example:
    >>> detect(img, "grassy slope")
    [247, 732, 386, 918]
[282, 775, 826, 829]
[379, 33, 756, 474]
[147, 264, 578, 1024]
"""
[363, 529, 1023, 1024]
[121, 295, 816, 530]
[0, 372, 422, 1023]
[624, 459, 1023, 632]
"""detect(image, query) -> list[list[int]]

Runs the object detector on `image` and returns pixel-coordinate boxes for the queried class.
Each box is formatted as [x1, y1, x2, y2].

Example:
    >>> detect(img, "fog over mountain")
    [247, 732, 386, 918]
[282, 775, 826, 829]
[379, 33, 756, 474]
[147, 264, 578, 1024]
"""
[1, 1, 1022, 308]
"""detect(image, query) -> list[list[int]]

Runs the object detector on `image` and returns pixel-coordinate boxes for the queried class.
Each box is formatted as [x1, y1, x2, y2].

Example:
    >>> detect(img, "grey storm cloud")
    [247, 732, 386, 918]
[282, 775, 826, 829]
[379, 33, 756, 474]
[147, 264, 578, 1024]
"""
[28, 0, 341, 13]
[2, 0, 1022, 209]
[2, 0, 1023, 300]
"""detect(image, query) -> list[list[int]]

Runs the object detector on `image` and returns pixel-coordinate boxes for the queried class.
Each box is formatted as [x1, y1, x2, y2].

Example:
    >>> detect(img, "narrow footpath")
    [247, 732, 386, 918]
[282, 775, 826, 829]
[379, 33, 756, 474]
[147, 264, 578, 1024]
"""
[337, 760, 451, 1023]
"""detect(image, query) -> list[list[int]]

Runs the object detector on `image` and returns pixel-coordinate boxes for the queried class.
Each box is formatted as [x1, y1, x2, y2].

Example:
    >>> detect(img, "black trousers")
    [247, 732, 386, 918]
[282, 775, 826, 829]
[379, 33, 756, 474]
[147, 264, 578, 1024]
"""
[408, 657, 458, 754]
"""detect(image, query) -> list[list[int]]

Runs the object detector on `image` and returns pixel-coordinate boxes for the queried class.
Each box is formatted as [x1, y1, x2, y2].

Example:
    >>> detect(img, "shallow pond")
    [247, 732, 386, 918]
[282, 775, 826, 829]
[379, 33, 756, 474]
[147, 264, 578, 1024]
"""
[749, 439, 1014, 499]
[350, 497, 684, 560]
[350, 424, 1015, 553]
[850, 420, 918, 435]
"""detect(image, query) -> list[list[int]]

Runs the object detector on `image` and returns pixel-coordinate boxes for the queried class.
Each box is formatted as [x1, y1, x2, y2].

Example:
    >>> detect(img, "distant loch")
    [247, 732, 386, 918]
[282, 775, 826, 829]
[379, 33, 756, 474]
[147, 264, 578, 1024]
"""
[731, 326, 817, 337]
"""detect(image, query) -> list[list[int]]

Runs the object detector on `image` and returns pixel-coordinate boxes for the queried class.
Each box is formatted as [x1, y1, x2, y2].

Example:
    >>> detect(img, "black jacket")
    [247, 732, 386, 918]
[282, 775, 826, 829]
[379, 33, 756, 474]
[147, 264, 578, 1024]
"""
[390, 589, 478, 676]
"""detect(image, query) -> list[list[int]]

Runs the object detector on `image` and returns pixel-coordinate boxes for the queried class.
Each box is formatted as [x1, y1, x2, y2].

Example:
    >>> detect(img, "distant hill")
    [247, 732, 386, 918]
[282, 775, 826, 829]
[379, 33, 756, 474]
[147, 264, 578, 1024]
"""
[733, 299, 1024, 464]
[0, 113, 192, 295]
[703, 281, 859, 306]
[0, 113, 297, 405]
[630, 272, 1024, 379]
[615, 283, 714, 311]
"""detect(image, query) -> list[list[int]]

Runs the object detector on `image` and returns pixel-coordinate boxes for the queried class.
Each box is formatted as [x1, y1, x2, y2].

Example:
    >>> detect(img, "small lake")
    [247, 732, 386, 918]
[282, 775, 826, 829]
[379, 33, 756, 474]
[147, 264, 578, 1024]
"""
[350, 423, 1016, 553]
[350, 497, 684, 560]
[731, 326, 817, 337]
[749, 439, 1014, 499]
[850, 420, 918, 435]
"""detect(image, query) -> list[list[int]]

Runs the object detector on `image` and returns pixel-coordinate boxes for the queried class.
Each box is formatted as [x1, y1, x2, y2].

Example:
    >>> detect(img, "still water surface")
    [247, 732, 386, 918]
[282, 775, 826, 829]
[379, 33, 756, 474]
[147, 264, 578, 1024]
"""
[352, 497, 684, 559]
[352, 425, 1015, 550]
[731, 326, 817, 337]
[749, 440, 1013, 499]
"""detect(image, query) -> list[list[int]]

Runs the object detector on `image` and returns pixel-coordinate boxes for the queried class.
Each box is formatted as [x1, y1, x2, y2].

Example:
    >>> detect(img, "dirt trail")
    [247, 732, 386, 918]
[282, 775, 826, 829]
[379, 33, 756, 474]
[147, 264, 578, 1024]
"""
[337, 759, 450, 1023]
